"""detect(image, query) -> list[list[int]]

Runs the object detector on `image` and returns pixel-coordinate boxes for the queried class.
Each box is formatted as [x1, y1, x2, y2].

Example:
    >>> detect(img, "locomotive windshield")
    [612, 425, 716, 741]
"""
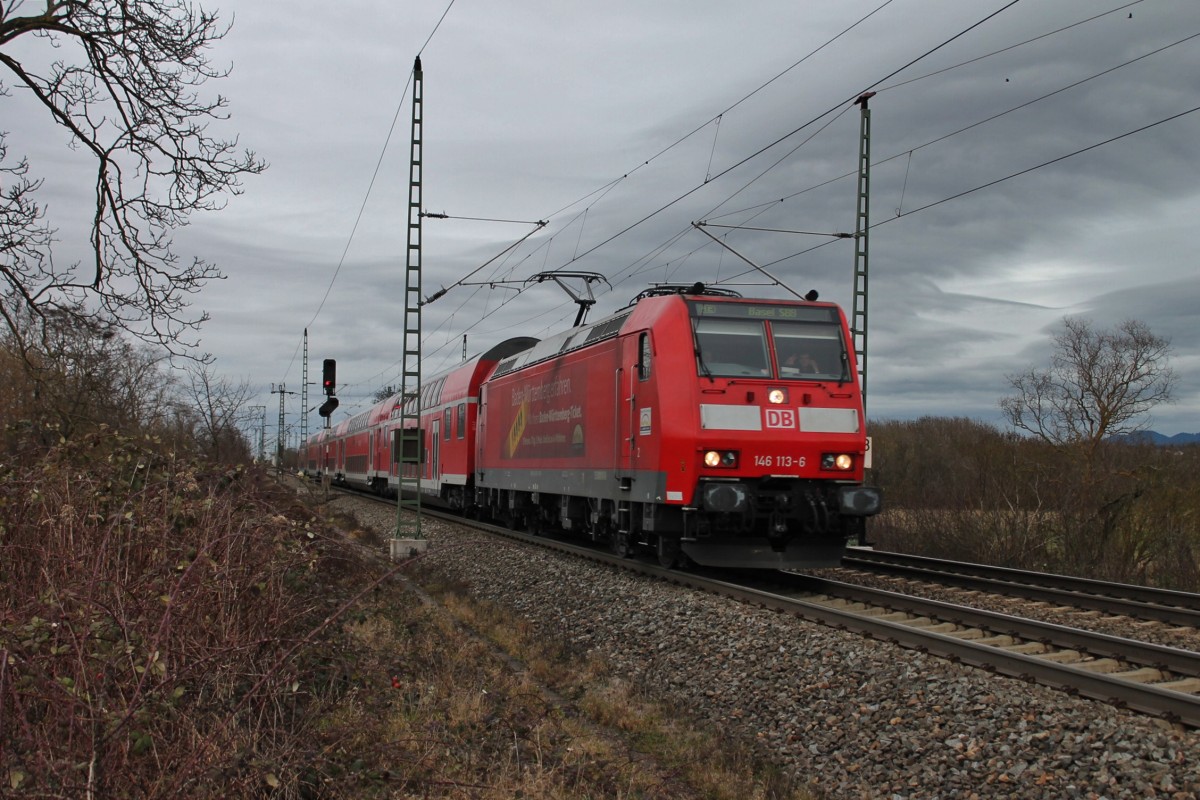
[772, 321, 849, 381]
[692, 318, 771, 376]
[689, 301, 849, 381]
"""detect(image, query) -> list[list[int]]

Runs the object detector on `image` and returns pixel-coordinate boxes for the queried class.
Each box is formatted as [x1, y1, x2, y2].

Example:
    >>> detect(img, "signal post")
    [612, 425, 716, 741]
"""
[317, 359, 338, 496]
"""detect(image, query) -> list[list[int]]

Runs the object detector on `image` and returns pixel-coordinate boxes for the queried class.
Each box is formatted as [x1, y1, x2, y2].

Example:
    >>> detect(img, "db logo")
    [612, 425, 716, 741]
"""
[764, 409, 797, 429]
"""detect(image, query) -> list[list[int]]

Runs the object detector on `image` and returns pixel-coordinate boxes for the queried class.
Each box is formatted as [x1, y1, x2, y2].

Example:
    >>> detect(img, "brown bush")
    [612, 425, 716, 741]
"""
[868, 418, 1200, 590]
[0, 428, 363, 796]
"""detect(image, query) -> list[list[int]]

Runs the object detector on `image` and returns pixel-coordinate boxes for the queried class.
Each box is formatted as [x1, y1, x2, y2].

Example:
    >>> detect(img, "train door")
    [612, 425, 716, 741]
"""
[476, 384, 488, 475]
[615, 365, 631, 484]
[616, 332, 648, 487]
[429, 418, 440, 483]
[631, 331, 660, 476]
[611, 332, 646, 548]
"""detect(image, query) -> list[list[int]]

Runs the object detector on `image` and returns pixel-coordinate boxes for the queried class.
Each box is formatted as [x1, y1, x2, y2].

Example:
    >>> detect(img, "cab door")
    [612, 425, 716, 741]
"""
[616, 331, 654, 490]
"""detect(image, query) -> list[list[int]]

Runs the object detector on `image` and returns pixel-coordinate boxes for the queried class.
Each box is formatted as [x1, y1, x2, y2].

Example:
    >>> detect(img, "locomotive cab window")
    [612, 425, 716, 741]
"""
[456, 403, 466, 438]
[693, 318, 770, 377]
[773, 322, 849, 381]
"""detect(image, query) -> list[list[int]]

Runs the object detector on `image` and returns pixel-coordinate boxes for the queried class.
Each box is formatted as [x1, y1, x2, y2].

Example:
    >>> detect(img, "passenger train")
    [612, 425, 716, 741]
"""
[300, 284, 881, 569]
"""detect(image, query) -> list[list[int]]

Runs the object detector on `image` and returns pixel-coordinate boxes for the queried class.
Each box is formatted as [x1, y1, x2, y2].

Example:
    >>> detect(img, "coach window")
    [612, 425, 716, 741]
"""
[443, 408, 452, 440]
[638, 332, 652, 381]
[456, 403, 466, 438]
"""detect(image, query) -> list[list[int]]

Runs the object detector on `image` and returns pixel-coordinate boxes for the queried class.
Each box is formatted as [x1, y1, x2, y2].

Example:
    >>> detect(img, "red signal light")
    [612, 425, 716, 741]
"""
[322, 359, 336, 396]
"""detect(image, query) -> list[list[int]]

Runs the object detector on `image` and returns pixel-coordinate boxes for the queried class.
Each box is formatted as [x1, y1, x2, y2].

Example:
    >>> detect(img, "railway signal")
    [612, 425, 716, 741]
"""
[322, 359, 336, 396]
[318, 359, 338, 418]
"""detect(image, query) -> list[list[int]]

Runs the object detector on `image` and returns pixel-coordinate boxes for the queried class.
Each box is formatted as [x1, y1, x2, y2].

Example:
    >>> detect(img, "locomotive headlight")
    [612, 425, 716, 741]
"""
[767, 388, 788, 404]
[821, 453, 854, 471]
[703, 482, 748, 512]
[703, 450, 739, 468]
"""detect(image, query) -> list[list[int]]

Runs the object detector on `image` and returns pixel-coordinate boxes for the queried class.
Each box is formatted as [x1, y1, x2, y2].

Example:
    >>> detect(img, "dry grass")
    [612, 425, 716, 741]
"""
[418, 580, 808, 800]
[1, 428, 812, 798]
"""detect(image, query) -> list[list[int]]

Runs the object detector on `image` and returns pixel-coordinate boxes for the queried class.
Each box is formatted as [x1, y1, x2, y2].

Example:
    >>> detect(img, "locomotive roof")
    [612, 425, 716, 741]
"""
[489, 292, 842, 379]
[491, 306, 633, 378]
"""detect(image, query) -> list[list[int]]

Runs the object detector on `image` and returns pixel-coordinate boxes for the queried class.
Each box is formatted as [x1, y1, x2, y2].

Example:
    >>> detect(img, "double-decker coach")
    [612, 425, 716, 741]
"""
[304, 338, 537, 505]
[381, 337, 537, 507]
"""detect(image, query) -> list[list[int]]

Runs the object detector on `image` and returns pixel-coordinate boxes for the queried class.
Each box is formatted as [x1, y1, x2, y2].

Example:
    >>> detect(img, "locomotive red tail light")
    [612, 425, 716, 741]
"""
[703, 450, 739, 468]
[821, 453, 855, 471]
[767, 388, 788, 404]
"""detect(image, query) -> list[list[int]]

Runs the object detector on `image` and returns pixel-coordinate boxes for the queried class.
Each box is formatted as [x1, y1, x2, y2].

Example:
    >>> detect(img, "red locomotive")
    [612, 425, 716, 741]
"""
[301, 284, 881, 569]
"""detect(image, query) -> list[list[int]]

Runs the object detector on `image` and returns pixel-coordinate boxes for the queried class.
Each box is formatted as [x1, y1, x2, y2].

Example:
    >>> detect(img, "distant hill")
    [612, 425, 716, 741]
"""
[1113, 431, 1200, 445]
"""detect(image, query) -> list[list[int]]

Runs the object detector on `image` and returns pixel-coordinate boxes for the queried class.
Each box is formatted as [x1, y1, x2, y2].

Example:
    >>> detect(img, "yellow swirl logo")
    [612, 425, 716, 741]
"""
[505, 401, 528, 458]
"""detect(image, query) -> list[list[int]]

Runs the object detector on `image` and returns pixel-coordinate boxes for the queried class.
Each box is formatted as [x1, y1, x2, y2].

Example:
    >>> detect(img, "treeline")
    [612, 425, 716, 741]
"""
[1, 305, 254, 464]
[869, 417, 1200, 591]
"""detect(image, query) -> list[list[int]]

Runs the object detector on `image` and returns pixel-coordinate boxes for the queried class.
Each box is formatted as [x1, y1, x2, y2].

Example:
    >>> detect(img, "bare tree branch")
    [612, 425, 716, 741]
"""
[0, 0, 266, 354]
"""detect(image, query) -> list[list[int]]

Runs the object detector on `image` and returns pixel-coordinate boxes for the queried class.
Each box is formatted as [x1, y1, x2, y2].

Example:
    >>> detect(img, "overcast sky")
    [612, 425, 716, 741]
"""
[8, 0, 1200, 443]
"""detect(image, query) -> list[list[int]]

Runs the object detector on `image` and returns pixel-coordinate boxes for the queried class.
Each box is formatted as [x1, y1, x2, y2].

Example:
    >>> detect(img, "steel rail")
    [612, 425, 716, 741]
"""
[842, 548, 1200, 627]
[463, 519, 1200, 726]
[333, 491, 1200, 726]
[731, 580, 1200, 728]
[782, 573, 1200, 677]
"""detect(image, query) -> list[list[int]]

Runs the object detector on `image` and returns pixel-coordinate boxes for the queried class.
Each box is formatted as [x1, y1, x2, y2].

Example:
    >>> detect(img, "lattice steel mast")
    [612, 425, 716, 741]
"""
[395, 56, 426, 551]
[851, 92, 874, 415]
[301, 329, 309, 448]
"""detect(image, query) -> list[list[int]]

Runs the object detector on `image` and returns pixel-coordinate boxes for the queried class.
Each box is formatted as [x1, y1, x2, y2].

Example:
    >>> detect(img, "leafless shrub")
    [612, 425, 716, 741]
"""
[0, 428, 364, 796]
[869, 418, 1200, 590]
[3, 428, 806, 798]
[1, 305, 255, 462]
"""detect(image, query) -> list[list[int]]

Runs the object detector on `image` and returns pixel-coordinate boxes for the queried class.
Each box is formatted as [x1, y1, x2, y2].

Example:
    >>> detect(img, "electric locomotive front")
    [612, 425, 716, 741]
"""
[474, 287, 880, 569]
[655, 294, 882, 568]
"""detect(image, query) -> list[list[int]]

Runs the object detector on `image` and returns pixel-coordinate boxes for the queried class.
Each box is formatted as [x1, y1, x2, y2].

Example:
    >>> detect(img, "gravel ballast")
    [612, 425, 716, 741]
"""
[344, 496, 1199, 799]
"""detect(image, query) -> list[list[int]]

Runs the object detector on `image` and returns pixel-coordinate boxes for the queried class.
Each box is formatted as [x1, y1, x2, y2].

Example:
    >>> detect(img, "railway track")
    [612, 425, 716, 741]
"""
[775, 572, 1200, 720]
[334, 489, 1200, 727]
[840, 547, 1200, 627]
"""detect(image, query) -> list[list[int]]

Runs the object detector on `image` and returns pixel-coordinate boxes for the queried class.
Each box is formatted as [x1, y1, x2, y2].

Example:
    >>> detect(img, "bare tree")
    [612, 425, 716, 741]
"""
[1, 297, 181, 446]
[1001, 317, 1175, 454]
[181, 362, 253, 462]
[372, 385, 397, 404]
[0, 0, 265, 353]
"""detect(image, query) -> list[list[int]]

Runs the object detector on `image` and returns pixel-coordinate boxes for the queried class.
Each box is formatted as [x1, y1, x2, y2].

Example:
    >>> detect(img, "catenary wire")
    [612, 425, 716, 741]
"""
[307, 0, 1186, 425]
[348, 1, 1027, 399]
[723, 101, 1200, 277]
[543, 1, 1024, 275]
[280, 0, 457, 386]
[705, 29, 1200, 227]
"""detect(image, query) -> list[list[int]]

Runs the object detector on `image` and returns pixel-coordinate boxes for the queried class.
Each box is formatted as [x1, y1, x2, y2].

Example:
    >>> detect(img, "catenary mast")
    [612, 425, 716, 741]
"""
[393, 56, 428, 559]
